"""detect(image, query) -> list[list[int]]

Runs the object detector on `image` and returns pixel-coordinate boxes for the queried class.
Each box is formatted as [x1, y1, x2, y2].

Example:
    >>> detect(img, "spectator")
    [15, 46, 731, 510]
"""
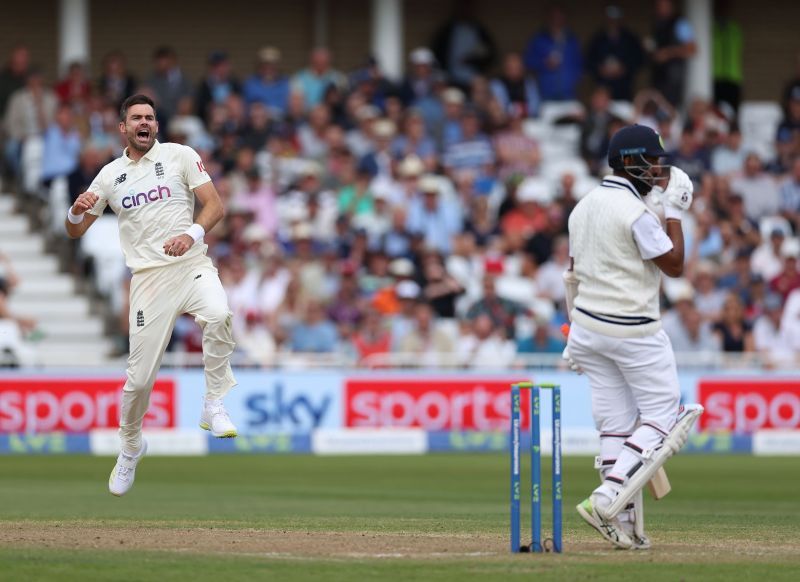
[4, 67, 57, 186]
[442, 107, 495, 176]
[465, 274, 528, 339]
[405, 174, 462, 254]
[493, 106, 541, 180]
[769, 238, 800, 300]
[490, 51, 541, 118]
[196, 51, 241, 125]
[289, 300, 339, 353]
[398, 47, 445, 128]
[779, 156, 800, 233]
[291, 47, 346, 110]
[580, 86, 619, 176]
[692, 261, 727, 321]
[431, 0, 497, 91]
[712, 0, 744, 114]
[753, 293, 789, 364]
[298, 103, 332, 161]
[231, 168, 278, 237]
[730, 153, 780, 221]
[243, 46, 290, 117]
[457, 313, 516, 368]
[420, 252, 464, 318]
[397, 301, 457, 366]
[438, 87, 466, 150]
[41, 103, 81, 186]
[645, 0, 696, 107]
[712, 292, 754, 352]
[710, 124, 746, 176]
[665, 127, 710, 186]
[585, 5, 645, 101]
[665, 300, 721, 354]
[145, 46, 193, 127]
[359, 118, 396, 180]
[352, 307, 391, 365]
[97, 50, 137, 109]
[327, 262, 365, 332]
[54, 61, 91, 108]
[751, 229, 786, 282]
[501, 177, 550, 240]
[391, 109, 438, 170]
[517, 314, 566, 354]
[0, 43, 30, 116]
[523, 4, 583, 101]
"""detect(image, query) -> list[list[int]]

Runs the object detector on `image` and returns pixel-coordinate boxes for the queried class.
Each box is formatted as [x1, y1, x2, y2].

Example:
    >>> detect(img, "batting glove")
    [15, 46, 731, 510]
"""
[662, 167, 693, 219]
[562, 346, 582, 374]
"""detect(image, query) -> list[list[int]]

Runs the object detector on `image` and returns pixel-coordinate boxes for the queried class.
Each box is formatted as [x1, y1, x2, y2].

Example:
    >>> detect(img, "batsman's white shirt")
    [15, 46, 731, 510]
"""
[87, 140, 210, 272]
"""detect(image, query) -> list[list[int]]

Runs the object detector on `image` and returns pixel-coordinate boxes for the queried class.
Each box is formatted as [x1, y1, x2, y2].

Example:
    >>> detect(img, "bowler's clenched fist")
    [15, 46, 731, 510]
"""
[72, 191, 99, 215]
[163, 234, 194, 257]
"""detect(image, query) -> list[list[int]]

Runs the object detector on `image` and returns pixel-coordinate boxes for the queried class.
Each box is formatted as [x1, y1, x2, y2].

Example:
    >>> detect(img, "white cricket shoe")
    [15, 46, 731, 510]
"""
[108, 440, 148, 497]
[199, 398, 238, 438]
[576, 495, 634, 549]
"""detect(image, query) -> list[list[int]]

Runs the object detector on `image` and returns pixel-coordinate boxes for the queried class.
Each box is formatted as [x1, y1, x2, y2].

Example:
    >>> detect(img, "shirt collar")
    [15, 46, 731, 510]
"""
[123, 140, 161, 165]
[601, 175, 642, 200]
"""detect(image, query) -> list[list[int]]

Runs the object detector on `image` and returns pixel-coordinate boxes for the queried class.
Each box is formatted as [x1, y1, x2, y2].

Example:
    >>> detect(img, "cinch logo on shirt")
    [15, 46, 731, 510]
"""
[121, 185, 172, 209]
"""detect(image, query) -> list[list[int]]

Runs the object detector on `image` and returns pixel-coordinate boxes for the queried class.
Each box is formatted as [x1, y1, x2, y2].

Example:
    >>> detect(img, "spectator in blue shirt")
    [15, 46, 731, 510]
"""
[443, 107, 495, 176]
[406, 175, 463, 254]
[291, 47, 347, 110]
[242, 47, 290, 118]
[523, 5, 583, 101]
[41, 103, 81, 184]
[290, 300, 339, 352]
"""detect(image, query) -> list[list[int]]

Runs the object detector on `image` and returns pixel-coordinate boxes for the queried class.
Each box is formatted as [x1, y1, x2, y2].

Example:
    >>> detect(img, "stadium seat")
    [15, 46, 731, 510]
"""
[739, 101, 783, 162]
[539, 101, 585, 126]
[80, 215, 126, 301]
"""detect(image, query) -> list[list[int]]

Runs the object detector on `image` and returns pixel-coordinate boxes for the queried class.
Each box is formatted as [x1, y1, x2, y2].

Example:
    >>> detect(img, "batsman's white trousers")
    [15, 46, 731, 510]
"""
[567, 321, 680, 435]
[119, 254, 236, 453]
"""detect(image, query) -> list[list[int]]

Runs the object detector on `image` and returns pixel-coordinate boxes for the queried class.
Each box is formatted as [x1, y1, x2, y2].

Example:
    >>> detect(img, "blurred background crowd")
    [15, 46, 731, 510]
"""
[1, 0, 799, 368]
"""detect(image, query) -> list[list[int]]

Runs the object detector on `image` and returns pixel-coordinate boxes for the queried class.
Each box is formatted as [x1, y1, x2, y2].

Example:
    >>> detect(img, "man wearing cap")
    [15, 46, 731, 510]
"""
[405, 174, 462, 254]
[566, 124, 703, 549]
[243, 47, 290, 117]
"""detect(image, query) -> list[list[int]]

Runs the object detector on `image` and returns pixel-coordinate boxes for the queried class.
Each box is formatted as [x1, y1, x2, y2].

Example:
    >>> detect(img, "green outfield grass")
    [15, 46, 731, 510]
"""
[1, 454, 798, 581]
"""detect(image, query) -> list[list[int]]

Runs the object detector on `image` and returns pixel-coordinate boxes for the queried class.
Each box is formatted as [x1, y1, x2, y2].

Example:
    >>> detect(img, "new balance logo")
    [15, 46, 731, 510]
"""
[136, 310, 145, 327]
[155, 162, 164, 179]
[114, 173, 127, 186]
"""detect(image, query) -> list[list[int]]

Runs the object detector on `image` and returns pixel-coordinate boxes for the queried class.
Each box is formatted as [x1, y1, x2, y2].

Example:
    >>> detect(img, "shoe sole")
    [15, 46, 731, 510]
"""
[199, 421, 237, 438]
[576, 502, 633, 550]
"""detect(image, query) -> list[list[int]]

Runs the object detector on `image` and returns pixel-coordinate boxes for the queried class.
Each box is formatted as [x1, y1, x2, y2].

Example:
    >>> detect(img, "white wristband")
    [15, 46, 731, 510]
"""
[663, 205, 683, 220]
[184, 223, 205, 242]
[67, 208, 85, 224]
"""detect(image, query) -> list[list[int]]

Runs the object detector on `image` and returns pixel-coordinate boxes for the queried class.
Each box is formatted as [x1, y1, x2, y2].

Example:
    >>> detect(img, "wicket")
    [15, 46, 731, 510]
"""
[510, 382, 562, 553]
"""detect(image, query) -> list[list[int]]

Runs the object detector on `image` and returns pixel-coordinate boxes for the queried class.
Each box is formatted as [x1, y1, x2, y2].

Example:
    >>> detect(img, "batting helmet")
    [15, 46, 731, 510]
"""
[607, 124, 666, 169]
[607, 124, 669, 189]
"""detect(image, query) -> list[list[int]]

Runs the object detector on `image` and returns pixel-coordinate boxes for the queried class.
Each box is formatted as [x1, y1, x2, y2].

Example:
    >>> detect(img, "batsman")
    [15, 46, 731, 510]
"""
[563, 124, 704, 549]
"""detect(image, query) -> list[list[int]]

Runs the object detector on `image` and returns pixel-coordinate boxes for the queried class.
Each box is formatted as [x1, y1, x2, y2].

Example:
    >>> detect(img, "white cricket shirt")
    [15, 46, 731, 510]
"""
[87, 140, 212, 272]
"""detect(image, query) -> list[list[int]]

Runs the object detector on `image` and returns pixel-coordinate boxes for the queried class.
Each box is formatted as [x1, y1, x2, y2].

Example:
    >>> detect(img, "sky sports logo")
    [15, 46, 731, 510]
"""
[121, 184, 171, 209]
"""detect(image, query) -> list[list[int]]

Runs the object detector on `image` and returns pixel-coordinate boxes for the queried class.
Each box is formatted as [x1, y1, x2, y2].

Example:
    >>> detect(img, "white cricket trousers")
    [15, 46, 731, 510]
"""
[119, 254, 236, 453]
[567, 321, 681, 486]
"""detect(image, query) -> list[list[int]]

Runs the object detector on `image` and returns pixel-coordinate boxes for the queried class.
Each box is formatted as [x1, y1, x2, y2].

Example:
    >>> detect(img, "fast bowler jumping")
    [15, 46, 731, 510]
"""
[66, 94, 238, 496]
[562, 124, 704, 549]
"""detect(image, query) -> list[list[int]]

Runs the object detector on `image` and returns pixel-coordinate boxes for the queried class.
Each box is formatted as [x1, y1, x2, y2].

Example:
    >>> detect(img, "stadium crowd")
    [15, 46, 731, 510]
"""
[1, 1, 800, 368]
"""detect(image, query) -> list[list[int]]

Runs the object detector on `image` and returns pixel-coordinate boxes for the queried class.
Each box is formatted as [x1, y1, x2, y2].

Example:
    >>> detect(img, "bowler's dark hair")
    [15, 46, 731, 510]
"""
[120, 94, 156, 121]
